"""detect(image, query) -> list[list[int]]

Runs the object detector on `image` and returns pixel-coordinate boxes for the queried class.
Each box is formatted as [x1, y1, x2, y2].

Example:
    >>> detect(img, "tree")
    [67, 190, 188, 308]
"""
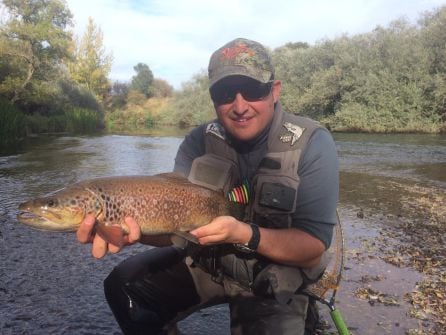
[131, 63, 154, 97]
[0, 0, 73, 104]
[169, 72, 214, 126]
[419, 6, 446, 120]
[107, 81, 129, 109]
[151, 78, 173, 98]
[69, 17, 112, 101]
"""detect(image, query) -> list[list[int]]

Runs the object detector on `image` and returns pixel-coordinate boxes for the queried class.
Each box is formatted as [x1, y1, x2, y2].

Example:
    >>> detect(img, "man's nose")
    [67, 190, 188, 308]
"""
[232, 93, 249, 114]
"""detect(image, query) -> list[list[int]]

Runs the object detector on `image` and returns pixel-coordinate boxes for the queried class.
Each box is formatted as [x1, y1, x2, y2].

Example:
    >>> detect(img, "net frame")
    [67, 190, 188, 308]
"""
[304, 210, 345, 304]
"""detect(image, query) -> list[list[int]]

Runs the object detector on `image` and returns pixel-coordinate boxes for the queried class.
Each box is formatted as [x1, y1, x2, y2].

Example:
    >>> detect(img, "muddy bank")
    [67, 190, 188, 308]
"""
[318, 172, 446, 335]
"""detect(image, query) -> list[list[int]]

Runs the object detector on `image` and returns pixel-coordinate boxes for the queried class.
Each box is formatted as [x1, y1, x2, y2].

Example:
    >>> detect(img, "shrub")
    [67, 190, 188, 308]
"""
[65, 108, 101, 133]
[25, 113, 50, 134]
[0, 99, 26, 153]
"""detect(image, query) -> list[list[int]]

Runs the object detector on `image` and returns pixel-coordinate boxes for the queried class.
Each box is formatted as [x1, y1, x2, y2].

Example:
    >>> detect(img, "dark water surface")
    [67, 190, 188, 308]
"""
[1, 133, 445, 334]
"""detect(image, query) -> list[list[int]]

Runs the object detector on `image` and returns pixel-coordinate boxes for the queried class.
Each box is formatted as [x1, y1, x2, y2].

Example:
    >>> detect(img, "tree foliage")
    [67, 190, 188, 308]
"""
[0, 0, 73, 105]
[106, 81, 129, 110]
[151, 78, 173, 98]
[68, 17, 112, 101]
[271, 6, 446, 132]
[131, 63, 154, 98]
[162, 72, 214, 126]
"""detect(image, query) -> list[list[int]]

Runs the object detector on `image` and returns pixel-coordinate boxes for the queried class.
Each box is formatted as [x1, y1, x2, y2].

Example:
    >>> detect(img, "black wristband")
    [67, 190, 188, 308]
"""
[234, 223, 260, 253]
[247, 223, 260, 250]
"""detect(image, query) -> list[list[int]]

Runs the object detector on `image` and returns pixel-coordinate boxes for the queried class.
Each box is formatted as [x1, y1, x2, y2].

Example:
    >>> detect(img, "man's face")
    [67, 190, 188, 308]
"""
[210, 76, 282, 142]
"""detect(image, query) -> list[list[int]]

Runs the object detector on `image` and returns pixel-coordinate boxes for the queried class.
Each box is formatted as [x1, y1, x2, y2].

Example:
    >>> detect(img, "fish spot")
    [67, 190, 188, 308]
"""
[174, 214, 179, 220]
[164, 204, 168, 209]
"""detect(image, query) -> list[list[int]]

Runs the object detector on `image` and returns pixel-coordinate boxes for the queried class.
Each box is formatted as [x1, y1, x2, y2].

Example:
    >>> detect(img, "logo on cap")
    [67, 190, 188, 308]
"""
[220, 43, 255, 61]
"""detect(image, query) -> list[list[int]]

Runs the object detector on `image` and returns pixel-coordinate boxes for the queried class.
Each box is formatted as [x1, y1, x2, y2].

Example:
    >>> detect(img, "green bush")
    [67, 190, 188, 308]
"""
[48, 114, 67, 133]
[163, 73, 215, 126]
[145, 116, 155, 128]
[0, 99, 26, 153]
[25, 113, 50, 134]
[65, 108, 101, 133]
[321, 102, 442, 133]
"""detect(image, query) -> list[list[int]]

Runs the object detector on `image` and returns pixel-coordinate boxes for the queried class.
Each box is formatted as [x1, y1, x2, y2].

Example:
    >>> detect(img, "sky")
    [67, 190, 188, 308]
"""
[65, 0, 446, 89]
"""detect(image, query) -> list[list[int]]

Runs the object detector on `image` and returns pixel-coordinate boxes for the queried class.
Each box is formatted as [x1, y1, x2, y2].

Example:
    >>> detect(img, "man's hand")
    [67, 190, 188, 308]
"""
[190, 216, 252, 246]
[191, 215, 326, 268]
[76, 214, 141, 259]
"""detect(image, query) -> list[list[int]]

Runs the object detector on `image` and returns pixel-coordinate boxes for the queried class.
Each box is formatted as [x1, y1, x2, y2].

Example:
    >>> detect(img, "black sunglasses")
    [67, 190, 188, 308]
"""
[210, 80, 273, 105]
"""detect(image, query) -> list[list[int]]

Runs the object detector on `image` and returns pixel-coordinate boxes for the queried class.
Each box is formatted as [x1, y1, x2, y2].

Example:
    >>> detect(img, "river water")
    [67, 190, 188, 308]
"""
[0, 132, 445, 334]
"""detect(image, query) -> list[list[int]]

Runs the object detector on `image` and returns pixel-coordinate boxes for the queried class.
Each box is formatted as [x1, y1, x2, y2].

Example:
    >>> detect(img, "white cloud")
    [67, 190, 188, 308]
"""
[65, 0, 446, 88]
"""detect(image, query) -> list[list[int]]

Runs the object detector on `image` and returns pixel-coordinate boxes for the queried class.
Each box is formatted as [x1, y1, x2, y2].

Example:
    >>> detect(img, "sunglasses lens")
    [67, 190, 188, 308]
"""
[210, 81, 272, 105]
[242, 82, 272, 101]
[210, 88, 236, 105]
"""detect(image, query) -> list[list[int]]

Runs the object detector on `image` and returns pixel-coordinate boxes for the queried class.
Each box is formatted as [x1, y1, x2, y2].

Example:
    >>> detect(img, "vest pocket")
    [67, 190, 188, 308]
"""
[253, 174, 300, 216]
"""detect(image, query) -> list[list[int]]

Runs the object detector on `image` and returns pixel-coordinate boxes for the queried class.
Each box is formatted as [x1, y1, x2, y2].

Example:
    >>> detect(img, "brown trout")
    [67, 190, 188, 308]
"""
[17, 173, 242, 245]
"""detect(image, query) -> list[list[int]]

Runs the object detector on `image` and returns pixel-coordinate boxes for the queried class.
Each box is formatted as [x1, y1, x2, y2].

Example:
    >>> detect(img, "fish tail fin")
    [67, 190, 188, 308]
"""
[96, 223, 125, 248]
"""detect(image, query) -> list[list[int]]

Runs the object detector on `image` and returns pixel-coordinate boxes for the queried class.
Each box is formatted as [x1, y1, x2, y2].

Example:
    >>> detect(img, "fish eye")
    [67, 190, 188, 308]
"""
[48, 199, 55, 207]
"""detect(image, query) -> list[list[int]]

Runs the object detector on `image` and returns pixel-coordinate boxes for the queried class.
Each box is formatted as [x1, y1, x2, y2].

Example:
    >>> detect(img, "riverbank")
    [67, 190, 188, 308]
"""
[323, 175, 446, 334]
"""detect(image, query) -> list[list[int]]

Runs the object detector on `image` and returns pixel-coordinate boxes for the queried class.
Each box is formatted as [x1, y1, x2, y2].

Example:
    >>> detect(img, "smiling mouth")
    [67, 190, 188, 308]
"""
[232, 116, 253, 123]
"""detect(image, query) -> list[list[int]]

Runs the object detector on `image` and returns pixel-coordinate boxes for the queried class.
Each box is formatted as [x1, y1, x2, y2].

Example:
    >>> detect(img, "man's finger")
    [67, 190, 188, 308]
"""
[125, 217, 141, 244]
[92, 235, 108, 259]
[108, 243, 122, 254]
[76, 214, 96, 243]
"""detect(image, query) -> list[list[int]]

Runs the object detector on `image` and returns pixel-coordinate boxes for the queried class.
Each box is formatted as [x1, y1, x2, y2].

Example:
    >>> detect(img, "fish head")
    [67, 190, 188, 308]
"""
[17, 186, 99, 232]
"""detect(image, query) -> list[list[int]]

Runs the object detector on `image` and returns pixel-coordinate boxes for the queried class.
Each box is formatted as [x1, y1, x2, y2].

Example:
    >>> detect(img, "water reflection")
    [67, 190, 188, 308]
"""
[333, 133, 446, 186]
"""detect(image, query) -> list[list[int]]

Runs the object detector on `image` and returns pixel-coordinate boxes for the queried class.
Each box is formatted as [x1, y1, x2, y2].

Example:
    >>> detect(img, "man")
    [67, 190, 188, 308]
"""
[77, 38, 339, 335]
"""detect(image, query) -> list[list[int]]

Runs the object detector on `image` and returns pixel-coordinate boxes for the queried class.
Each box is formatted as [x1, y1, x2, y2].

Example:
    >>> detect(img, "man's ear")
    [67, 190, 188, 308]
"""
[272, 80, 282, 103]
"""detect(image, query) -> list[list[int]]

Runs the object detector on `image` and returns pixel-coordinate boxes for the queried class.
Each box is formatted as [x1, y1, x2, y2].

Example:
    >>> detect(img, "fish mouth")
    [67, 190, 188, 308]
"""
[17, 195, 86, 232]
[17, 211, 56, 225]
[16, 210, 77, 232]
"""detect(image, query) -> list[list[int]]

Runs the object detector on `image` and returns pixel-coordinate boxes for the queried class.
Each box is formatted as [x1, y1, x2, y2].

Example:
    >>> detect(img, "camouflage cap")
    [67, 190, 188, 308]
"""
[208, 38, 274, 88]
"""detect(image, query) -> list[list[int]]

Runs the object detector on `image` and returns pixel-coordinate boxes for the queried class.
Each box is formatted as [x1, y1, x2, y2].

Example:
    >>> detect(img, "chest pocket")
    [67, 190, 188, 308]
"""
[188, 153, 239, 194]
[251, 150, 301, 228]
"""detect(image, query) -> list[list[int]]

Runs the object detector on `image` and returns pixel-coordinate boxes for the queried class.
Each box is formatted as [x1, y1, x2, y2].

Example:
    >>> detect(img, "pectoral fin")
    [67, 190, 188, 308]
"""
[174, 231, 199, 244]
[96, 223, 125, 248]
